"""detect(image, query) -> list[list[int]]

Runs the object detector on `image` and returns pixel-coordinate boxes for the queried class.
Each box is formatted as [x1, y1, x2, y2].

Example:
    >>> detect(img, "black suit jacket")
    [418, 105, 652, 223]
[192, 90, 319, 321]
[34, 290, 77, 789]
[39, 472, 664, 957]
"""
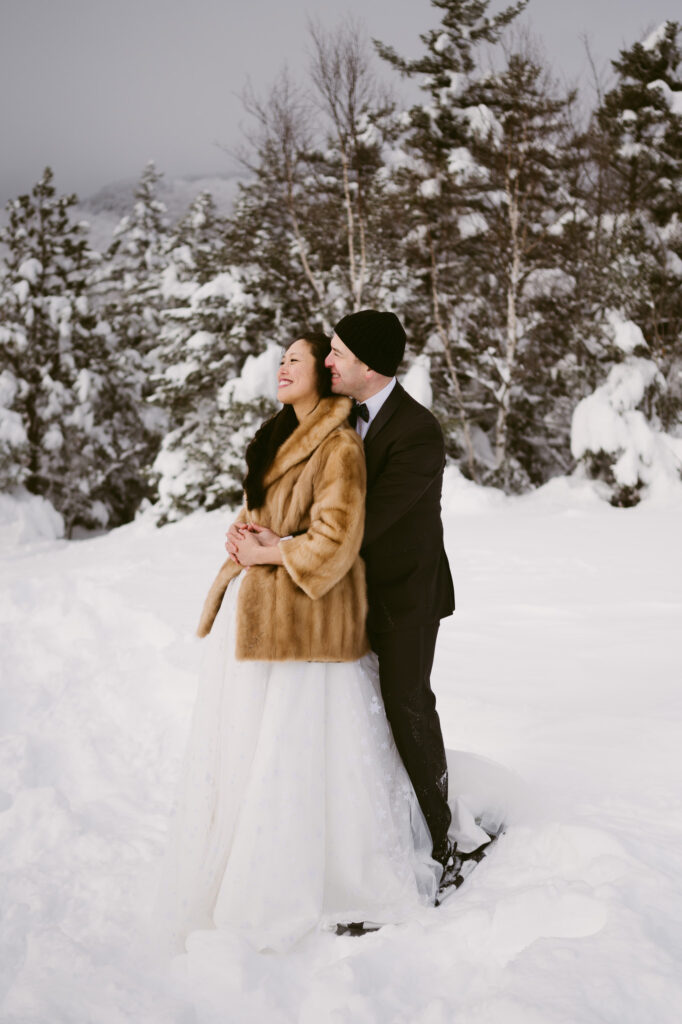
[361, 382, 455, 634]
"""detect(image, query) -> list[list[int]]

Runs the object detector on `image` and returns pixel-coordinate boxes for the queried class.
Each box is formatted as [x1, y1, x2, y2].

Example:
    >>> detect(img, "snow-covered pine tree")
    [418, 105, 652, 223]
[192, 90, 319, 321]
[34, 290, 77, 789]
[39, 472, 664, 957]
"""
[376, 1, 589, 489]
[459, 46, 583, 489]
[571, 312, 682, 505]
[0, 168, 151, 532]
[100, 161, 171, 382]
[151, 265, 278, 524]
[150, 189, 280, 524]
[171, 190, 230, 287]
[593, 21, 682, 431]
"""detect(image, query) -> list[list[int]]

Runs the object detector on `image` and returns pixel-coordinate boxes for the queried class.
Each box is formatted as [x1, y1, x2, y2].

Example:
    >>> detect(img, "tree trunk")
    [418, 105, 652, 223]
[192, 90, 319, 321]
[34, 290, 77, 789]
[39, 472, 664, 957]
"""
[495, 179, 521, 489]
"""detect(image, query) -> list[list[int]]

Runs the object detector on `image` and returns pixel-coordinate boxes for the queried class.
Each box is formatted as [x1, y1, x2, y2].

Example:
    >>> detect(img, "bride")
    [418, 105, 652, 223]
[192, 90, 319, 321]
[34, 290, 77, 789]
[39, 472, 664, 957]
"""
[152, 331, 441, 954]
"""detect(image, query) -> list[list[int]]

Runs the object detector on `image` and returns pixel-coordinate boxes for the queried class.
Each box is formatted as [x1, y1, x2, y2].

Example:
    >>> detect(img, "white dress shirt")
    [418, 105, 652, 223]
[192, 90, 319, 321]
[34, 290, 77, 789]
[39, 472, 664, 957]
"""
[354, 377, 397, 440]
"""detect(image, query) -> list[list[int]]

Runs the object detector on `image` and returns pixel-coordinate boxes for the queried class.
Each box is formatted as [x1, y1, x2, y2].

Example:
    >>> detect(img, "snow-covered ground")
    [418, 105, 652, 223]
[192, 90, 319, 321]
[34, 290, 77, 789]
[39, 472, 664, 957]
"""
[2, 475, 682, 1023]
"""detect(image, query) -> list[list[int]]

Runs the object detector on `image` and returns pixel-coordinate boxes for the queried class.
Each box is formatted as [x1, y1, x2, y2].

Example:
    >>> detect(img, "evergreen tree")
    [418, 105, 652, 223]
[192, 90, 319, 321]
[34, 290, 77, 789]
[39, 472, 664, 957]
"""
[593, 21, 682, 430]
[100, 161, 171, 379]
[377, 1, 585, 488]
[461, 48, 582, 488]
[151, 266, 277, 524]
[170, 190, 230, 287]
[150, 192, 278, 523]
[0, 169, 151, 531]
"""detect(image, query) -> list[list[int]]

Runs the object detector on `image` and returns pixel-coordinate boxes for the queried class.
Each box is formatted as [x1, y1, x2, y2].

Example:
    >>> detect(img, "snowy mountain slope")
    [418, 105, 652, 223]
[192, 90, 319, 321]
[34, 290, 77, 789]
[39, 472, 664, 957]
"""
[1, 479, 682, 1023]
[0, 171, 244, 259]
[83, 171, 243, 253]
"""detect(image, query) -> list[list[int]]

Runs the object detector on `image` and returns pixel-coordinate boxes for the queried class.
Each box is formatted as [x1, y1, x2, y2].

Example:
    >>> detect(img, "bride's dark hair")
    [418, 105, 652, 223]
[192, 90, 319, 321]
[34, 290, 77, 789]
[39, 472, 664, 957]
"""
[243, 331, 332, 510]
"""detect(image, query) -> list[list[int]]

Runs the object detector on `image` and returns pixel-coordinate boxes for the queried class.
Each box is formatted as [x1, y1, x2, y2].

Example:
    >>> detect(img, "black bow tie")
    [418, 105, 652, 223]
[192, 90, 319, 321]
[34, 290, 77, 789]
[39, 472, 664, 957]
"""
[349, 402, 370, 427]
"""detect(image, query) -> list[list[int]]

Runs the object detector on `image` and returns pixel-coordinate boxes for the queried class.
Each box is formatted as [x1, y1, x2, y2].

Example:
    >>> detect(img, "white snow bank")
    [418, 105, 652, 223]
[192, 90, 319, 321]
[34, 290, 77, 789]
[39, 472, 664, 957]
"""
[441, 463, 507, 514]
[1, 496, 682, 1021]
[571, 356, 682, 497]
[0, 487, 64, 549]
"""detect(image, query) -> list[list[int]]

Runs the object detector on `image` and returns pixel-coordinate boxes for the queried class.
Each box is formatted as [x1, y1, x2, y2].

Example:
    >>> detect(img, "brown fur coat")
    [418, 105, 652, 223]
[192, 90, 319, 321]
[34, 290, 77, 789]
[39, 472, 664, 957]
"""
[196, 396, 370, 661]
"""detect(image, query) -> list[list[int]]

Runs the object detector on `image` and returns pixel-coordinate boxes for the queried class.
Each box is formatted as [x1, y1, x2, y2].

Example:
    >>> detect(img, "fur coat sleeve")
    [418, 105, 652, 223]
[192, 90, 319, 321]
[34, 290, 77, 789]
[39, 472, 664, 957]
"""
[279, 431, 366, 600]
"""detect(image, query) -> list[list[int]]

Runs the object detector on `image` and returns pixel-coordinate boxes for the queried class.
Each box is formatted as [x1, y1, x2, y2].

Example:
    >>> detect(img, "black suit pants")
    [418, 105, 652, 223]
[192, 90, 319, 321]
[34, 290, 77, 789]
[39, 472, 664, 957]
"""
[369, 621, 452, 861]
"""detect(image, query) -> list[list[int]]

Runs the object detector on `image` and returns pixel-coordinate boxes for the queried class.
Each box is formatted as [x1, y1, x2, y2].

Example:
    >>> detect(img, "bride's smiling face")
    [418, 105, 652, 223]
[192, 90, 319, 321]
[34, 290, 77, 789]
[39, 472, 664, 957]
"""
[277, 339, 319, 409]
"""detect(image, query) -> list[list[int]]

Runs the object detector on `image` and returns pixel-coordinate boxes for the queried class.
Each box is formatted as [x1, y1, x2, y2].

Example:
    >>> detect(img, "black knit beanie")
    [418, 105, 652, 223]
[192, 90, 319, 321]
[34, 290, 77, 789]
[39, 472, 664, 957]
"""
[334, 309, 406, 376]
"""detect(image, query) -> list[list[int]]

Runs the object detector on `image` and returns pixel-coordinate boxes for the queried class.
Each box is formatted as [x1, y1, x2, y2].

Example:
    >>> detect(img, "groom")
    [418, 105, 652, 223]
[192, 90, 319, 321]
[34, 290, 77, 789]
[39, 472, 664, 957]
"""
[325, 310, 455, 870]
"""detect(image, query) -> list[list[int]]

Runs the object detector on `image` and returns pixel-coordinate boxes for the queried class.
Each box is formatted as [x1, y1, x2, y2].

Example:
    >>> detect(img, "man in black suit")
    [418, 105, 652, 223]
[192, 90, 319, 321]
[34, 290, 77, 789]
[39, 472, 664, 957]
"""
[325, 310, 455, 869]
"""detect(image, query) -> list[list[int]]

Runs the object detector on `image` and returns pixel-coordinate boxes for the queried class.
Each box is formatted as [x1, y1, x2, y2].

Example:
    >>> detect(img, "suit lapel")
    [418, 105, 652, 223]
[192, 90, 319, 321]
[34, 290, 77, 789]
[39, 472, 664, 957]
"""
[364, 381, 404, 448]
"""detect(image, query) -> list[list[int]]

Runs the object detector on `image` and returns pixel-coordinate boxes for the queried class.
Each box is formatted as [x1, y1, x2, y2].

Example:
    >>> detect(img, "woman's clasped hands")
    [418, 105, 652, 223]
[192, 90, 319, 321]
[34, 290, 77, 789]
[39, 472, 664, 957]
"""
[225, 522, 282, 567]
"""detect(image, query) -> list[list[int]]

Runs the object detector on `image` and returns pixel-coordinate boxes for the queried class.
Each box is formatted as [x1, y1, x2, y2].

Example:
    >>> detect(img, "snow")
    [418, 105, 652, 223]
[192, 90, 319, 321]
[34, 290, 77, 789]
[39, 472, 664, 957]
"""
[0, 405, 27, 448]
[1, 478, 682, 1020]
[160, 263, 200, 302]
[218, 342, 281, 406]
[17, 258, 42, 284]
[0, 487, 64, 548]
[192, 271, 247, 308]
[618, 141, 644, 159]
[648, 79, 682, 117]
[447, 147, 480, 182]
[439, 71, 464, 104]
[642, 21, 670, 52]
[12, 279, 30, 305]
[606, 310, 647, 354]
[458, 212, 488, 238]
[186, 330, 214, 350]
[164, 360, 200, 385]
[419, 178, 441, 199]
[524, 267, 576, 300]
[462, 104, 503, 143]
[434, 32, 449, 54]
[42, 424, 64, 452]
[667, 249, 682, 276]
[401, 355, 432, 408]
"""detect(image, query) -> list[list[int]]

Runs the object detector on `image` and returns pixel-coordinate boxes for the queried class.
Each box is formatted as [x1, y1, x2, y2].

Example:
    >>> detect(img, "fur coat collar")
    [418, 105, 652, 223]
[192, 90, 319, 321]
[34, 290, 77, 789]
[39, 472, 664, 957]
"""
[261, 396, 352, 494]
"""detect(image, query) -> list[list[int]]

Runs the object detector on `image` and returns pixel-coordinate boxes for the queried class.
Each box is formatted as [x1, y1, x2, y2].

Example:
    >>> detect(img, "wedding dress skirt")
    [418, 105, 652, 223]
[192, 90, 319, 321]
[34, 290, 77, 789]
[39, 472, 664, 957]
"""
[152, 572, 441, 954]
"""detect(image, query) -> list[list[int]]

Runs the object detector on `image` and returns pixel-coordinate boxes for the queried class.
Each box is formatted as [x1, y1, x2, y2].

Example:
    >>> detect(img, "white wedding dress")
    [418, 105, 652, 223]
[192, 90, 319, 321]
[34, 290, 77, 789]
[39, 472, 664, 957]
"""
[152, 572, 442, 954]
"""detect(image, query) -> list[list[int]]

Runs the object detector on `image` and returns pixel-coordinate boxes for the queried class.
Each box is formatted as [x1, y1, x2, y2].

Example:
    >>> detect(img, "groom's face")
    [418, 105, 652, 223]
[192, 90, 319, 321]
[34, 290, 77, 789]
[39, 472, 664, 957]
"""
[325, 334, 371, 401]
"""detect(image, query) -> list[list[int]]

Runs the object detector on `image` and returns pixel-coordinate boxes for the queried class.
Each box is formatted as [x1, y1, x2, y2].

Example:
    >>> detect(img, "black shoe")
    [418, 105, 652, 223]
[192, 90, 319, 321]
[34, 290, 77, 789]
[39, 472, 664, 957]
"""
[435, 828, 503, 906]
[335, 921, 381, 937]
[433, 836, 456, 868]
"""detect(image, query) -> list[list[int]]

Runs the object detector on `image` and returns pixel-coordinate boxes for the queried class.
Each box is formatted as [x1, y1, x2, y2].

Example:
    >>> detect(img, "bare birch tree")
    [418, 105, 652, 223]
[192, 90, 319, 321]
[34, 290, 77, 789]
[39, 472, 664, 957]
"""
[308, 17, 393, 311]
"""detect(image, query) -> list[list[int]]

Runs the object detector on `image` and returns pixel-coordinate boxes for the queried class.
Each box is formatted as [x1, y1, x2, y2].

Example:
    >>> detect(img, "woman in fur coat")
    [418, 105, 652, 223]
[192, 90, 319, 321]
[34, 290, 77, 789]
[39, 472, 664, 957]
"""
[152, 333, 440, 955]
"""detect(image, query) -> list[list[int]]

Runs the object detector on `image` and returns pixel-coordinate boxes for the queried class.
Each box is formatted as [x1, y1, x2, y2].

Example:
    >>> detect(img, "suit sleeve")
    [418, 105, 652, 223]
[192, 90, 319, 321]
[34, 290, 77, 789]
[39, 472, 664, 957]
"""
[279, 433, 366, 600]
[362, 417, 445, 548]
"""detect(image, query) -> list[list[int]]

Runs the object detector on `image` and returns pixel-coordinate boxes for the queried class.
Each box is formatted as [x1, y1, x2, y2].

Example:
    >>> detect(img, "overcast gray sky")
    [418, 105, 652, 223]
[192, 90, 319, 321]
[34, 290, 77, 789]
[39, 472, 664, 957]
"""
[0, 0, 677, 205]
